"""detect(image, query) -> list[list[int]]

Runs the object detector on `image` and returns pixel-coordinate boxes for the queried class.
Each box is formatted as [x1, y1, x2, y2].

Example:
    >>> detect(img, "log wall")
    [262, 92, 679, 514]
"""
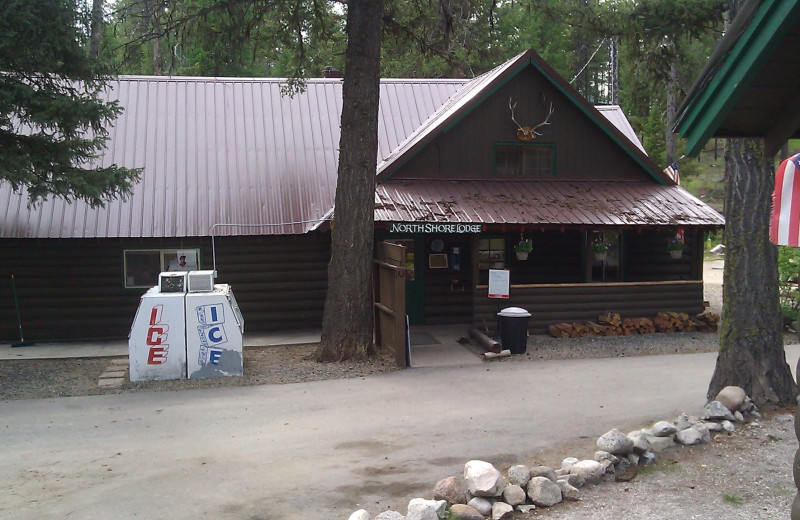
[0, 234, 330, 341]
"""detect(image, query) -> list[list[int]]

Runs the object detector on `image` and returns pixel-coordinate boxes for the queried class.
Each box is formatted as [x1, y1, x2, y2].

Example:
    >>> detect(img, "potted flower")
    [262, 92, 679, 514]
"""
[591, 239, 611, 262]
[514, 238, 533, 260]
[667, 236, 684, 259]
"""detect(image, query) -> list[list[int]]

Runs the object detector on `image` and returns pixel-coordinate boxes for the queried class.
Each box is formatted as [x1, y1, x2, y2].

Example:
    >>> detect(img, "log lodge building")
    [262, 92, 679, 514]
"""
[0, 50, 723, 342]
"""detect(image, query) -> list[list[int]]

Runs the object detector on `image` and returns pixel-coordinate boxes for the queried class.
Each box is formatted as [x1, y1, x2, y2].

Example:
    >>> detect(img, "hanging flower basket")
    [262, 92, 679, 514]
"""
[514, 238, 533, 261]
[591, 237, 611, 262]
[667, 234, 684, 259]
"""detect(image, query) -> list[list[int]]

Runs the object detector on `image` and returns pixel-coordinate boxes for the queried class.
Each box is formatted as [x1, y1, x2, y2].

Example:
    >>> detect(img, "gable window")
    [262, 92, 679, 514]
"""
[124, 248, 200, 288]
[495, 143, 555, 177]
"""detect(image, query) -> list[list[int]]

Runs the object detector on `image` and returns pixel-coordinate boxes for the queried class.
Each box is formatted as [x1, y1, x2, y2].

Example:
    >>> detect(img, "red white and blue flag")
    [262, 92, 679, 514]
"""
[663, 161, 680, 184]
[770, 152, 800, 246]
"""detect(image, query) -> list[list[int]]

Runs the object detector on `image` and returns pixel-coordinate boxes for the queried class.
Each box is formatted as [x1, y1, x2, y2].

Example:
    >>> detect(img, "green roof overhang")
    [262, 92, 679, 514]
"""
[674, 0, 800, 157]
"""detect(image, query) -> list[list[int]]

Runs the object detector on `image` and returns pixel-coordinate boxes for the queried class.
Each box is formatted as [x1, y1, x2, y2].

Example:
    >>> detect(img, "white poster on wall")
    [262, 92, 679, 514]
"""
[488, 269, 510, 299]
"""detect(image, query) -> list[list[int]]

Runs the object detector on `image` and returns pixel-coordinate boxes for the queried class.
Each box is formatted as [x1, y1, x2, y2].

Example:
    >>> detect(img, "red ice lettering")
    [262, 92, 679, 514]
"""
[145, 305, 169, 364]
[147, 346, 168, 364]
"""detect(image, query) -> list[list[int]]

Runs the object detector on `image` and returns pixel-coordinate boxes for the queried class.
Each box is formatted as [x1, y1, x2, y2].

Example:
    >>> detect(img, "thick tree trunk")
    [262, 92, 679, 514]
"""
[90, 0, 103, 58]
[665, 52, 678, 164]
[316, 0, 384, 362]
[708, 138, 797, 405]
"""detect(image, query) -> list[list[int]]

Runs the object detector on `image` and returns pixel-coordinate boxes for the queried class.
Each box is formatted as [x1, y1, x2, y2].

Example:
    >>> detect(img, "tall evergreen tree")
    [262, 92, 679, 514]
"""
[0, 0, 139, 207]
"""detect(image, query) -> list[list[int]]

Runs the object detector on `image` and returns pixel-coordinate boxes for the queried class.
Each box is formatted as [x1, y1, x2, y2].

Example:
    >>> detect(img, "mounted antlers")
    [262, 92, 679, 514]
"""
[509, 96, 555, 141]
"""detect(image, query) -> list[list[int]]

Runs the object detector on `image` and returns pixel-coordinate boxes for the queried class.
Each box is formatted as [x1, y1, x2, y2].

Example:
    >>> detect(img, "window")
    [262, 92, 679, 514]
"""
[495, 144, 554, 177]
[478, 237, 506, 278]
[124, 248, 200, 288]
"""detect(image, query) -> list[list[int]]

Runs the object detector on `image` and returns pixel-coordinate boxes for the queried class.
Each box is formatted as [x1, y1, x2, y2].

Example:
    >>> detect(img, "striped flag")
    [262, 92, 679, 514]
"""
[770, 153, 800, 246]
[664, 161, 680, 184]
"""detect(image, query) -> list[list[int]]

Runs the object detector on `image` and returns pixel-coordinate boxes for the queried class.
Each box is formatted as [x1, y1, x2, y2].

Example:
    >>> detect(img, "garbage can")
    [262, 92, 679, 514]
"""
[497, 307, 531, 354]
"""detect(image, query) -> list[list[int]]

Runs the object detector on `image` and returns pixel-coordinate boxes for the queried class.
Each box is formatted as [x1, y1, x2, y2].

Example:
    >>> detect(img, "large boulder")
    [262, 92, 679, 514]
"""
[596, 428, 634, 455]
[526, 476, 563, 507]
[557, 473, 585, 489]
[433, 476, 466, 505]
[702, 401, 735, 422]
[507, 465, 531, 487]
[568, 460, 605, 485]
[467, 497, 492, 517]
[627, 430, 651, 454]
[375, 512, 404, 520]
[491, 502, 514, 520]
[645, 434, 676, 452]
[349, 510, 371, 520]
[651, 421, 677, 437]
[530, 466, 557, 482]
[557, 479, 580, 501]
[407, 499, 446, 520]
[448, 504, 483, 520]
[594, 451, 619, 464]
[715, 386, 747, 412]
[614, 457, 637, 482]
[675, 427, 704, 446]
[464, 460, 504, 497]
[502, 484, 527, 506]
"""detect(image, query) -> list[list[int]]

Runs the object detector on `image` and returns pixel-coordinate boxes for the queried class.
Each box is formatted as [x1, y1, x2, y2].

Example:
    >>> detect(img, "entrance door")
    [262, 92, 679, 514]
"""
[394, 238, 424, 325]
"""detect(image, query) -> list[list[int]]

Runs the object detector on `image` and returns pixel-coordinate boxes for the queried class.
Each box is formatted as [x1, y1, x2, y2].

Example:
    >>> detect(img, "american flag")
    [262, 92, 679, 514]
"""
[663, 161, 680, 184]
[770, 153, 800, 246]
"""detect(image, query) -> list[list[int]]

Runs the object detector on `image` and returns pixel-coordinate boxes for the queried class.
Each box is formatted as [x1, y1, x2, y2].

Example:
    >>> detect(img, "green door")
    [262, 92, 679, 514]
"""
[394, 238, 425, 325]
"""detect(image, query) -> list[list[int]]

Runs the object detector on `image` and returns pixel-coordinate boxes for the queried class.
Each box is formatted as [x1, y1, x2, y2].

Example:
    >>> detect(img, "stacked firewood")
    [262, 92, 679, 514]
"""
[547, 311, 720, 338]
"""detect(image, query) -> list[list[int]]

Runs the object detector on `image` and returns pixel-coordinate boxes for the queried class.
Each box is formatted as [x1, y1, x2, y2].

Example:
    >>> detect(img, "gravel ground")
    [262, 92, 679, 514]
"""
[527, 410, 798, 520]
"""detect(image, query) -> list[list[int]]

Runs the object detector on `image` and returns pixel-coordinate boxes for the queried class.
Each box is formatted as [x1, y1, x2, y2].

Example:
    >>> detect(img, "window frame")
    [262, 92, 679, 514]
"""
[123, 247, 201, 289]
[493, 142, 556, 177]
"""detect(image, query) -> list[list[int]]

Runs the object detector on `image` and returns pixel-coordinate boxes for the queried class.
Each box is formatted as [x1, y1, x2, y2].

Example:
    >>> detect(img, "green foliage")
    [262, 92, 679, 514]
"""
[0, 0, 140, 207]
[777, 246, 800, 323]
[722, 493, 743, 505]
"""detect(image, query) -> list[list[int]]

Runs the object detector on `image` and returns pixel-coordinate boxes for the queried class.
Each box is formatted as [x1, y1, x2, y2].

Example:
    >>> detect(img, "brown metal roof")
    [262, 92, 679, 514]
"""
[375, 180, 724, 227]
[0, 77, 466, 238]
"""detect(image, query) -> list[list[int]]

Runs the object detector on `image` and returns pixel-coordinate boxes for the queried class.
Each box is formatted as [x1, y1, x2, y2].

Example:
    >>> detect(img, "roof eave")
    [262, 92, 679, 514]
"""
[674, 0, 800, 156]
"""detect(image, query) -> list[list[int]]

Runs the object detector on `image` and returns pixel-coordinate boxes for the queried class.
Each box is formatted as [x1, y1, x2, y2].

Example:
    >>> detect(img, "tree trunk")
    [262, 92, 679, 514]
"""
[151, 1, 163, 75]
[665, 52, 678, 164]
[90, 0, 103, 59]
[708, 138, 797, 406]
[315, 0, 384, 362]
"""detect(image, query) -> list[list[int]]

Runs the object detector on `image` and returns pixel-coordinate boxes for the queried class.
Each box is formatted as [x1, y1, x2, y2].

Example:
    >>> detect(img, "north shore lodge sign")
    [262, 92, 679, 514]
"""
[388, 223, 483, 234]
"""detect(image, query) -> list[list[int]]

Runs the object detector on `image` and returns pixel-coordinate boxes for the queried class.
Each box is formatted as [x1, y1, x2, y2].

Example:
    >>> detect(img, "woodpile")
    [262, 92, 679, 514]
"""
[547, 311, 720, 338]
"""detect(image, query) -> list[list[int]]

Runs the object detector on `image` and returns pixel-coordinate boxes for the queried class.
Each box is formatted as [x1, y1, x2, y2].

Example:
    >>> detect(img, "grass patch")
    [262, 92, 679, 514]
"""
[722, 493, 744, 505]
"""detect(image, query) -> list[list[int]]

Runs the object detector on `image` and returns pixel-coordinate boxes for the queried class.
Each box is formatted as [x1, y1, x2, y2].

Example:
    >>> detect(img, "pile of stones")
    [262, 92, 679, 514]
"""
[347, 386, 760, 520]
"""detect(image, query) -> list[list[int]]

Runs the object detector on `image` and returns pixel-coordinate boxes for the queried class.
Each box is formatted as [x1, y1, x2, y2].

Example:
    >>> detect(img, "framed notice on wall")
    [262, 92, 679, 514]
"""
[488, 269, 510, 299]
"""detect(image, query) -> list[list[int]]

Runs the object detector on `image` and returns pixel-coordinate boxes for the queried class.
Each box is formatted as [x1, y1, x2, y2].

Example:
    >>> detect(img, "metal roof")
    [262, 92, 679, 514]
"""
[375, 180, 724, 227]
[0, 76, 466, 238]
[0, 64, 677, 240]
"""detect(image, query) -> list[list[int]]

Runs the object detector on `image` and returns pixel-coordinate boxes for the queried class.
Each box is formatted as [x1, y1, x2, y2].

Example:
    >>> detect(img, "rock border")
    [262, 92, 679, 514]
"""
[347, 386, 759, 520]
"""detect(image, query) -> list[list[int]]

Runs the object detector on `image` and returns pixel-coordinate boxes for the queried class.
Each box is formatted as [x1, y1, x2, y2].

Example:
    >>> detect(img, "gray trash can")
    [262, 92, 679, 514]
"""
[497, 307, 531, 354]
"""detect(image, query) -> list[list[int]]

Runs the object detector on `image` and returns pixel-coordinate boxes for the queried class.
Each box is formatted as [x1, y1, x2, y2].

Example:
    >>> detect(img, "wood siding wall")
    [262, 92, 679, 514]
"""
[394, 68, 651, 182]
[473, 281, 704, 335]
[0, 234, 330, 342]
[624, 230, 701, 281]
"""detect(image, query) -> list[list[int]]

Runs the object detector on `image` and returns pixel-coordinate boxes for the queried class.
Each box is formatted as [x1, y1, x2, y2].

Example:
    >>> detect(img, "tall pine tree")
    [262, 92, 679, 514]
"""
[0, 0, 139, 207]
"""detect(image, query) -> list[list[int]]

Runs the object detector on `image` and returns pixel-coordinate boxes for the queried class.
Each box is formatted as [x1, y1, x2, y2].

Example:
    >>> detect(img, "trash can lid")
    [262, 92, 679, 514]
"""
[497, 306, 531, 318]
